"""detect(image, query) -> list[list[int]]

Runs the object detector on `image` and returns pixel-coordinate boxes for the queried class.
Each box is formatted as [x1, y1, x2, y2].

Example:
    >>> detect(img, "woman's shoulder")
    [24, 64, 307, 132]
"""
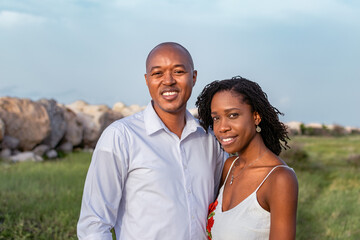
[224, 155, 239, 171]
[270, 164, 297, 182]
[220, 155, 239, 183]
[266, 164, 298, 197]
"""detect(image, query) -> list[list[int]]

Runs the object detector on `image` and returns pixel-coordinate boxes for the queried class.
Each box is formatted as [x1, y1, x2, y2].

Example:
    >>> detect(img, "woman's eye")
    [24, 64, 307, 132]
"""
[229, 113, 238, 118]
[212, 116, 219, 121]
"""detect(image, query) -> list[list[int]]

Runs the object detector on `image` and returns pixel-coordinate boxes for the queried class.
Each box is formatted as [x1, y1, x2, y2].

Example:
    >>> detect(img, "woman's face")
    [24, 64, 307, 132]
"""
[210, 90, 259, 154]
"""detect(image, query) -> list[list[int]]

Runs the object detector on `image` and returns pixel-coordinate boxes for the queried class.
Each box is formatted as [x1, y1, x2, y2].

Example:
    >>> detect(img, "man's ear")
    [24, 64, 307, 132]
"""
[144, 74, 149, 87]
[192, 70, 197, 86]
[253, 111, 261, 125]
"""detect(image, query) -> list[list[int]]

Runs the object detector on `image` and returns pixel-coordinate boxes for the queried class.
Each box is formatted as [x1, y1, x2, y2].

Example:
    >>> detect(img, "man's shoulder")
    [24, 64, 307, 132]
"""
[106, 111, 145, 133]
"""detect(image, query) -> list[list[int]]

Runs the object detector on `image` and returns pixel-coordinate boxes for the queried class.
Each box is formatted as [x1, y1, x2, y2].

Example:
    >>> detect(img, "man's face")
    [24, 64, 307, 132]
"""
[145, 45, 197, 116]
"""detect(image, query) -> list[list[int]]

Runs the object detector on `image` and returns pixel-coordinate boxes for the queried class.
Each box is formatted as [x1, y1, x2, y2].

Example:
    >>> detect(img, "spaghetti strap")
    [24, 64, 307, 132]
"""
[224, 156, 239, 184]
[255, 165, 293, 192]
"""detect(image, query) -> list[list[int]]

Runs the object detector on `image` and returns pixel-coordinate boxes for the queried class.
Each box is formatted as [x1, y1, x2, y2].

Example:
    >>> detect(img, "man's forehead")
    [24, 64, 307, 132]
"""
[146, 43, 194, 70]
[148, 45, 187, 60]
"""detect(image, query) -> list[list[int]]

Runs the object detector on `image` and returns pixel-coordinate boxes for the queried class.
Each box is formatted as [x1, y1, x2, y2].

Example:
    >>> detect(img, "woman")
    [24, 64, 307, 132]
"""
[196, 76, 298, 240]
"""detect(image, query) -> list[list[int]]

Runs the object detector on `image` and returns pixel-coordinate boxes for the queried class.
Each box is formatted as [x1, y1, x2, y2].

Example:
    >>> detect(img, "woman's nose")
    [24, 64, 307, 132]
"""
[218, 119, 230, 133]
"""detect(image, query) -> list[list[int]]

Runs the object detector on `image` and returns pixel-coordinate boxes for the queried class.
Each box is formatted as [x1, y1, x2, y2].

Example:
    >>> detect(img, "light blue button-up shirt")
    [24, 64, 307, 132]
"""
[77, 102, 226, 240]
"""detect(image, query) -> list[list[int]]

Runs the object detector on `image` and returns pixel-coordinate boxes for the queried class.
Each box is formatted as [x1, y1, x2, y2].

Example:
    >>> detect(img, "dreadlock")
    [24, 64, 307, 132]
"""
[195, 76, 289, 155]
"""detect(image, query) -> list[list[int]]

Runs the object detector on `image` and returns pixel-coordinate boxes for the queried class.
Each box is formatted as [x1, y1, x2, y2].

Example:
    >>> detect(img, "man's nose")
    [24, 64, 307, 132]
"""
[163, 72, 176, 85]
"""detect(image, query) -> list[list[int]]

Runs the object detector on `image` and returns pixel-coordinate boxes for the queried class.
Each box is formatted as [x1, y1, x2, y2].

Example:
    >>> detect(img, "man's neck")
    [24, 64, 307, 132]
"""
[153, 106, 187, 139]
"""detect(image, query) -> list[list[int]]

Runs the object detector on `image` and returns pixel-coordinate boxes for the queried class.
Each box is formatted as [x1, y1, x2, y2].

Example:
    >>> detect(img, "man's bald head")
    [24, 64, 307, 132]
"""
[145, 42, 194, 71]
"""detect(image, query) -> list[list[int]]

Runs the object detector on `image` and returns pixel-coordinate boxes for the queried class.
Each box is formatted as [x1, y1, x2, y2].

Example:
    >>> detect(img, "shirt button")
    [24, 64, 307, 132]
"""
[191, 215, 195, 219]
[188, 189, 191, 194]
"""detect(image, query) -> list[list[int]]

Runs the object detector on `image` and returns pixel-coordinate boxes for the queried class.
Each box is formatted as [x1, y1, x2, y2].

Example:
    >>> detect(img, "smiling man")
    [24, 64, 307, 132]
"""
[77, 42, 226, 240]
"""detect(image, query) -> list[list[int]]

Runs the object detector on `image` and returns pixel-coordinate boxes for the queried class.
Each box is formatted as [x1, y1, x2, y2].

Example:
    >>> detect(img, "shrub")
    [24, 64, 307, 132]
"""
[280, 142, 309, 167]
[346, 154, 360, 167]
[330, 124, 347, 137]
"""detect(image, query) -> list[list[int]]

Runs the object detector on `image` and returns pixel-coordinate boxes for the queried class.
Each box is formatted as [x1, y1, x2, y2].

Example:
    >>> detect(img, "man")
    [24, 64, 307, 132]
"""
[77, 42, 226, 240]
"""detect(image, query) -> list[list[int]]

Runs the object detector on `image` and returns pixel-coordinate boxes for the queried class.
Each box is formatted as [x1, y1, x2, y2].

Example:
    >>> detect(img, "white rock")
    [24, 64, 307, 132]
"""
[188, 108, 198, 118]
[112, 102, 126, 112]
[10, 151, 43, 162]
[46, 149, 58, 159]
[306, 123, 323, 129]
[285, 121, 303, 134]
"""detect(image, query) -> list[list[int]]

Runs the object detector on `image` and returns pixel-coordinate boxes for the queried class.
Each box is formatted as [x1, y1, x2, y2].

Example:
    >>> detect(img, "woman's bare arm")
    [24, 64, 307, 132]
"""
[267, 167, 298, 240]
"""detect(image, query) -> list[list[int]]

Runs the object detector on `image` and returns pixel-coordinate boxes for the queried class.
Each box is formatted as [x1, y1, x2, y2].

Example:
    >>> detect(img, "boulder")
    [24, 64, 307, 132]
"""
[57, 142, 73, 153]
[0, 148, 12, 159]
[188, 108, 198, 118]
[38, 99, 67, 148]
[112, 102, 126, 113]
[67, 101, 123, 148]
[58, 105, 84, 147]
[33, 144, 50, 156]
[0, 97, 51, 151]
[0, 118, 4, 142]
[1, 136, 20, 150]
[46, 149, 58, 159]
[113, 102, 144, 117]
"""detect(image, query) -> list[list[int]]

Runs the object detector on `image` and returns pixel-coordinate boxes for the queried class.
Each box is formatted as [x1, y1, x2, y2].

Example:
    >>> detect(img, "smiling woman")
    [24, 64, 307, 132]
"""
[196, 76, 298, 240]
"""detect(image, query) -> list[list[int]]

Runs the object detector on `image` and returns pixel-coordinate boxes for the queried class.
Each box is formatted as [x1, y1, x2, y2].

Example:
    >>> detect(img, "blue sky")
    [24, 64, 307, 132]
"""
[1, 0, 359, 127]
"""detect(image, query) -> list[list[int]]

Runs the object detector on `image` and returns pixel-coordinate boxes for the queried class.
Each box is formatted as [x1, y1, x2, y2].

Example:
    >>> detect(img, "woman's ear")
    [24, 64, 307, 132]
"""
[253, 111, 261, 125]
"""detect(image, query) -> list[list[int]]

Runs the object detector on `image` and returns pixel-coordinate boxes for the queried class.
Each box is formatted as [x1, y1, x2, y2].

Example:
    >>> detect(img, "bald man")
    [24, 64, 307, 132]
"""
[77, 42, 226, 240]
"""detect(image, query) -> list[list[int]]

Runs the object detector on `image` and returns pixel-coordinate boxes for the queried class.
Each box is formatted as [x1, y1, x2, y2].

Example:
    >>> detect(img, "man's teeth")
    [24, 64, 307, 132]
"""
[222, 138, 233, 142]
[163, 92, 177, 96]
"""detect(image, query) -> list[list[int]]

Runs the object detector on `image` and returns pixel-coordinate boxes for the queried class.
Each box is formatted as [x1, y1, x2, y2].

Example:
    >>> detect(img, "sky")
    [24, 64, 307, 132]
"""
[1, 0, 359, 127]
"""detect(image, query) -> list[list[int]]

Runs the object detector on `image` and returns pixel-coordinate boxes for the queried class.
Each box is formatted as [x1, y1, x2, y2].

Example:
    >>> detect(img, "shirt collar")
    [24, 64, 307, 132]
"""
[144, 102, 205, 138]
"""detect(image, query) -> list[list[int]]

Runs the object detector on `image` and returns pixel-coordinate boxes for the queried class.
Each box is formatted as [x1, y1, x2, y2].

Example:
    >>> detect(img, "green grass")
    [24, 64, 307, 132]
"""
[285, 135, 360, 239]
[1, 135, 360, 239]
[0, 151, 90, 240]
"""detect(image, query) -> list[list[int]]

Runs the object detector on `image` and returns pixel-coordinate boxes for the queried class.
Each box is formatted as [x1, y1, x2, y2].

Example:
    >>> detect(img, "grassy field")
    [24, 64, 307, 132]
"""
[0, 135, 359, 239]
[285, 135, 360, 239]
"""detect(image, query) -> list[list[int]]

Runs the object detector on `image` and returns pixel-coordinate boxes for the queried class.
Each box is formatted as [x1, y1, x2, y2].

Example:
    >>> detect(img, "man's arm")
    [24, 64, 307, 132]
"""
[77, 125, 129, 240]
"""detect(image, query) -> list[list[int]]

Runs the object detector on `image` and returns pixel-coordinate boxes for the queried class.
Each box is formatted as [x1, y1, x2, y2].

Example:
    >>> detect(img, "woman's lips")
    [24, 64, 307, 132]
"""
[219, 136, 237, 146]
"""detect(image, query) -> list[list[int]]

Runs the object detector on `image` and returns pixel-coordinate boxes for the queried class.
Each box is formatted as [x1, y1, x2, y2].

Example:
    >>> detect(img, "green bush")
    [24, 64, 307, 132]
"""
[280, 142, 309, 167]
[347, 154, 360, 168]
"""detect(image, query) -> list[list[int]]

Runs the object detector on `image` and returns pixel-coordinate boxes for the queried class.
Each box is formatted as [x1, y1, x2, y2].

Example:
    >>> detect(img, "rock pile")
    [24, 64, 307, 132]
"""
[0, 97, 144, 163]
[1, 97, 359, 163]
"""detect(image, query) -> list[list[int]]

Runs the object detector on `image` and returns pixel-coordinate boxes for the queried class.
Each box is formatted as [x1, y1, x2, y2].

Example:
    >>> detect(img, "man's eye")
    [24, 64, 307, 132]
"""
[151, 72, 162, 76]
[174, 70, 185, 74]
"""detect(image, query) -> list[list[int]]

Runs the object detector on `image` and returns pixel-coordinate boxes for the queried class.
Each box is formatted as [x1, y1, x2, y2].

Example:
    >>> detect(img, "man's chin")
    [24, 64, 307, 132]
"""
[153, 102, 186, 115]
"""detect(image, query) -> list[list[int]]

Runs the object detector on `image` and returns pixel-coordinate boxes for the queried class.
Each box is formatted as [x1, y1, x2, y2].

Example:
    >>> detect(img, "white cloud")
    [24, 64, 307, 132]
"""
[0, 10, 45, 28]
[208, 0, 358, 25]
[105, 0, 359, 28]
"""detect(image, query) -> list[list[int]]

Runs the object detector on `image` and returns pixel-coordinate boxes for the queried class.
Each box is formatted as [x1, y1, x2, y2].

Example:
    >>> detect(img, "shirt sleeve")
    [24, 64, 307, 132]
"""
[77, 124, 129, 240]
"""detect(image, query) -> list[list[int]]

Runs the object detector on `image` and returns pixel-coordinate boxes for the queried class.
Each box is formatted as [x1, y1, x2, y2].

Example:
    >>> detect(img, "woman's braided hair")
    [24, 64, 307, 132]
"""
[195, 76, 289, 155]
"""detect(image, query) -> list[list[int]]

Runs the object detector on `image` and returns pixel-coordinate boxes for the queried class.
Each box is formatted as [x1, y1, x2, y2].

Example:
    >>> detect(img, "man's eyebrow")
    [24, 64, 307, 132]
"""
[149, 64, 187, 72]
[149, 66, 161, 72]
[173, 64, 186, 68]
